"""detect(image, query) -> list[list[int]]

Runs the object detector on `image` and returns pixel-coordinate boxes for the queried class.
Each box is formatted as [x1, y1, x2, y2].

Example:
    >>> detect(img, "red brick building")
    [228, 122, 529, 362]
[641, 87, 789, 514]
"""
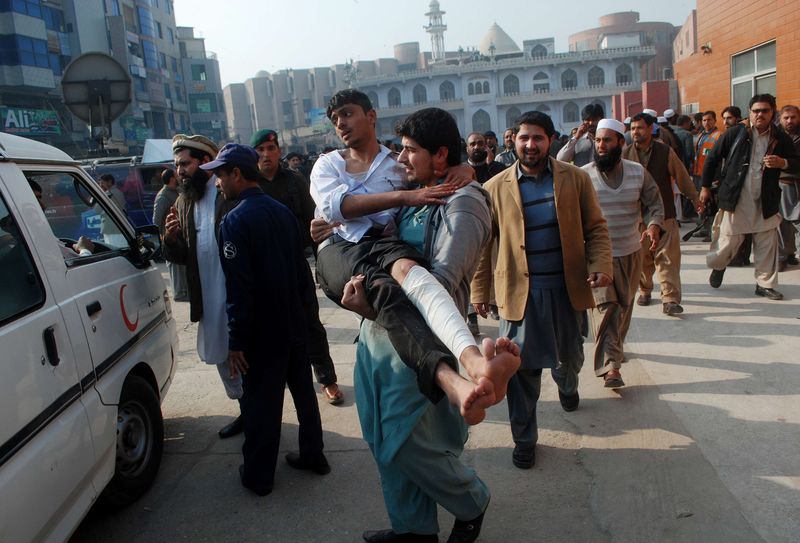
[673, 0, 800, 116]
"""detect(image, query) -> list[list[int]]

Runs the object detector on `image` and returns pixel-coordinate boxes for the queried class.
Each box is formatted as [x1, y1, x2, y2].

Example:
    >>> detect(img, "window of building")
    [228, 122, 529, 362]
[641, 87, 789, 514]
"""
[367, 91, 379, 109]
[137, 6, 156, 37]
[468, 82, 475, 96]
[122, 4, 136, 32]
[413, 84, 427, 104]
[287, 76, 294, 95]
[615, 64, 633, 85]
[731, 41, 776, 114]
[388, 87, 401, 107]
[163, 82, 171, 99]
[302, 98, 312, 113]
[108, 0, 121, 16]
[561, 69, 577, 90]
[190, 93, 217, 113]
[533, 72, 550, 93]
[308, 73, 315, 90]
[175, 85, 183, 102]
[531, 44, 547, 58]
[9, 0, 42, 17]
[439, 80, 455, 101]
[503, 74, 519, 95]
[505, 106, 521, 129]
[282, 100, 293, 115]
[141, 39, 158, 69]
[483, 81, 490, 94]
[536, 104, 551, 113]
[156, 21, 163, 39]
[170, 56, 178, 72]
[588, 66, 605, 87]
[563, 102, 579, 123]
[42, 6, 65, 31]
[16, 36, 49, 69]
[167, 27, 174, 44]
[191, 64, 207, 81]
[472, 109, 491, 134]
[159, 52, 167, 69]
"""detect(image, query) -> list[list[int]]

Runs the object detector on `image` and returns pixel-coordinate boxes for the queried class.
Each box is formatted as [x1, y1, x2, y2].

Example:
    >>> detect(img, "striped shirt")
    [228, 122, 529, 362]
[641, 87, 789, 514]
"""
[583, 160, 646, 257]
[517, 164, 564, 288]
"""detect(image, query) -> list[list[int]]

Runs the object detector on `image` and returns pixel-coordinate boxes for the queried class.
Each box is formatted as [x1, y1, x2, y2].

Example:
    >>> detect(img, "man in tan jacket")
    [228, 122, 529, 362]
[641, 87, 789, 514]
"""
[471, 111, 612, 469]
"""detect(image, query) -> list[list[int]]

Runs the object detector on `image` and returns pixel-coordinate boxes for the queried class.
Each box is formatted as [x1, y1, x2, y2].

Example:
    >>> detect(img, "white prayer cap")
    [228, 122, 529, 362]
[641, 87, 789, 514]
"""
[663, 108, 676, 118]
[657, 116, 667, 124]
[596, 118, 626, 136]
[642, 108, 658, 117]
[623, 117, 632, 124]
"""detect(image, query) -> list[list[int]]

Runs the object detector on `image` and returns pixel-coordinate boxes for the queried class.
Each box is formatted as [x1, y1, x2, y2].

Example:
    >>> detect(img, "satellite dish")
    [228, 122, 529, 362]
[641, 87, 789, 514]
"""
[61, 52, 132, 145]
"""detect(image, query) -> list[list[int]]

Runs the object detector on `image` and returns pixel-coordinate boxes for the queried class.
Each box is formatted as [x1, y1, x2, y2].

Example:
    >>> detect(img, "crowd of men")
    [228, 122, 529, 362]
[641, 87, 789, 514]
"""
[148, 88, 798, 543]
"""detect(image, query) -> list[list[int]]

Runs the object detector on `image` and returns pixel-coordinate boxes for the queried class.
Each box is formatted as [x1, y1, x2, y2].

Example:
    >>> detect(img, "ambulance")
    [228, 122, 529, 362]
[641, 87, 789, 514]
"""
[0, 132, 178, 542]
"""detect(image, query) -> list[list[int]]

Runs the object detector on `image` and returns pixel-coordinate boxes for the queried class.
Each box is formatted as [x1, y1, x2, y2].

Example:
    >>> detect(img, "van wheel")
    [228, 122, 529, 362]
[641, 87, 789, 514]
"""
[99, 375, 164, 508]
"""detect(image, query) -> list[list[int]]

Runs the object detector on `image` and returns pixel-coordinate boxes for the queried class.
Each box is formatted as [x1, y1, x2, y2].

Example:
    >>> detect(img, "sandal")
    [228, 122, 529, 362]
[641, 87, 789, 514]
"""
[321, 384, 345, 405]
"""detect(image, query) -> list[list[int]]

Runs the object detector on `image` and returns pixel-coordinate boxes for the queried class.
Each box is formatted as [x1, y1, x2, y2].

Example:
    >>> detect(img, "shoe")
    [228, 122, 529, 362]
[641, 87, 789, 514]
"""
[663, 302, 684, 316]
[778, 260, 788, 272]
[285, 451, 331, 475]
[558, 389, 579, 412]
[512, 445, 535, 469]
[321, 383, 345, 405]
[691, 229, 709, 238]
[239, 464, 272, 496]
[467, 314, 480, 336]
[488, 305, 500, 321]
[702, 235, 712, 243]
[709, 268, 725, 288]
[636, 294, 651, 306]
[604, 369, 625, 388]
[447, 509, 486, 543]
[755, 285, 784, 300]
[729, 258, 750, 267]
[218, 415, 243, 439]
[787, 254, 799, 266]
[362, 529, 438, 542]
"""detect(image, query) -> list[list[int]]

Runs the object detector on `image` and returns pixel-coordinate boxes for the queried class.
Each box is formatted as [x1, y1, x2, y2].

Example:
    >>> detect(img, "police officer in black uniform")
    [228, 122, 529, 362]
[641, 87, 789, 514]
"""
[202, 143, 329, 496]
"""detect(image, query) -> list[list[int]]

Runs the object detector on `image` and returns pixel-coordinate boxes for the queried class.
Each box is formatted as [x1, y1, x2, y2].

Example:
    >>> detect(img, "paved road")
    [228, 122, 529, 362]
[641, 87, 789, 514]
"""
[71, 228, 800, 543]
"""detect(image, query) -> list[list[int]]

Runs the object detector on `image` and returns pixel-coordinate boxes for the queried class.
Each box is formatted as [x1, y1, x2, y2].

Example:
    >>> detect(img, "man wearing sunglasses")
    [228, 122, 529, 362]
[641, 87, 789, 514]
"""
[702, 94, 800, 300]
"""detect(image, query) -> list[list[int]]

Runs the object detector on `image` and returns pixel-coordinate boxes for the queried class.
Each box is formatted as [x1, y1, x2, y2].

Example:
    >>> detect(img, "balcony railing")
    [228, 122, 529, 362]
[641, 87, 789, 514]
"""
[355, 46, 656, 85]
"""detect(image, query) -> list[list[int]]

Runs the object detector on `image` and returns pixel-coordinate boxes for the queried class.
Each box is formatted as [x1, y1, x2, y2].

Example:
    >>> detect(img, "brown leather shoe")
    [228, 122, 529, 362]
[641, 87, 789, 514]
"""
[604, 369, 625, 388]
[636, 294, 651, 306]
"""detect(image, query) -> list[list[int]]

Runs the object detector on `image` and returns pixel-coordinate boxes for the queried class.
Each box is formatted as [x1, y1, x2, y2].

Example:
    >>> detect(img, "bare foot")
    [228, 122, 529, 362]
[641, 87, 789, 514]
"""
[436, 365, 496, 425]
[476, 337, 521, 403]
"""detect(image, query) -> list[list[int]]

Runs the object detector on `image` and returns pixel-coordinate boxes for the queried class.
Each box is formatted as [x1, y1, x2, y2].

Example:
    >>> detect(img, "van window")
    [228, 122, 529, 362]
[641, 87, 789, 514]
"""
[0, 195, 45, 323]
[26, 172, 130, 253]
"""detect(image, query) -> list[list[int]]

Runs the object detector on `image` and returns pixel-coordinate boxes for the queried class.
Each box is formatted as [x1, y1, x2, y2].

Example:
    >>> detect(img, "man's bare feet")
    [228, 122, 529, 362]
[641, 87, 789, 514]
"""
[459, 338, 521, 405]
[435, 365, 496, 425]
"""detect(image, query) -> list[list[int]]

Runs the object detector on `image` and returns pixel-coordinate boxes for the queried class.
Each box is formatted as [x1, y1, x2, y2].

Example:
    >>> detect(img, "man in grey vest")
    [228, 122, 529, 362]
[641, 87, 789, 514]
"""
[557, 103, 604, 167]
[583, 119, 664, 388]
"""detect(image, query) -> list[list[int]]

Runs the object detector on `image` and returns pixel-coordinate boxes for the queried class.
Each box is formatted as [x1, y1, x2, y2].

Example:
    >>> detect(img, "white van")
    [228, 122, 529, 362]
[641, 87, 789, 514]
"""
[0, 133, 178, 542]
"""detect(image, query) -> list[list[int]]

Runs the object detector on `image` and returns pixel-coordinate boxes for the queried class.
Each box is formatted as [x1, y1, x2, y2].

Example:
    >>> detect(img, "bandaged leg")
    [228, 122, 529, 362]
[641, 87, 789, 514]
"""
[401, 265, 477, 361]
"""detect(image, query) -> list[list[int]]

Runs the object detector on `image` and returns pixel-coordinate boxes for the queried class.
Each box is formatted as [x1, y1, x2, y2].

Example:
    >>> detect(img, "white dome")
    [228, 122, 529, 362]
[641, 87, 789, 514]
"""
[478, 23, 520, 56]
[255, 70, 269, 78]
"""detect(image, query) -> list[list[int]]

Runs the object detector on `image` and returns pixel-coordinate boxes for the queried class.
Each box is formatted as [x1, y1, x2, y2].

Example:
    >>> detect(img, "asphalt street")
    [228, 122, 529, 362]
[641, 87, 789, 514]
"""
[71, 226, 800, 543]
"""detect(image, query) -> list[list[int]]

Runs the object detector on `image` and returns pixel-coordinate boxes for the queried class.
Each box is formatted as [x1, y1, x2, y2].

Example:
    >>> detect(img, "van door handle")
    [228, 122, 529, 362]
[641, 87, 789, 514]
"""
[86, 301, 102, 317]
[43, 327, 60, 367]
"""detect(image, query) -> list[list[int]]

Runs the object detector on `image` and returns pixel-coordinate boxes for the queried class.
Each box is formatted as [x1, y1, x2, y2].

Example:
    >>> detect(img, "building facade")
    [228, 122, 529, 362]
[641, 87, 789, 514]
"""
[673, 0, 800, 117]
[177, 26, 226, 144]
[224, 17, 659, 151]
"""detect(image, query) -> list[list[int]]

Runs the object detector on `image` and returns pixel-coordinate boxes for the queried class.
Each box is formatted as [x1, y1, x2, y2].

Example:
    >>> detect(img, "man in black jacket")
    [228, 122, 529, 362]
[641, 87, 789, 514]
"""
[250, 128, 345, 405]
[701, 94, 800, 300]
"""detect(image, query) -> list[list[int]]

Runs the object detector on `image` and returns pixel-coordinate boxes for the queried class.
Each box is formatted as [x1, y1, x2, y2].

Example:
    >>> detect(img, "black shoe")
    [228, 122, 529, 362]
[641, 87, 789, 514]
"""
[363, 529, 438, 542]
[709, 268, 725, 288]
[285, 451, 331, 475]
[662, 302, 684, 316]
[218, 415, 243, 439]
[488, 305, 500, 321]
[467, 313, 480, 336]
[447, 510, 486, 543]
[755, 285, 784, 300]
[238, 464, 272, 496]
[786, 254, 799, 266]
[558, 389, 579, 412]
[729, 258, 750, 267]
[512, 445, 535, 469]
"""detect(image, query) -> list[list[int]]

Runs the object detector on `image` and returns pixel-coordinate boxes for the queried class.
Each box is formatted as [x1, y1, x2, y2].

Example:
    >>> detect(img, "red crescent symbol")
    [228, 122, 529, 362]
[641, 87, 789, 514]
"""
[120, 284, 139, 332]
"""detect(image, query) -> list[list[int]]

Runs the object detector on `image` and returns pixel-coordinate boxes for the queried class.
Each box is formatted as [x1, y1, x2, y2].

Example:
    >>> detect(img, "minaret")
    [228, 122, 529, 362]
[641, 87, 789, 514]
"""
[424, 0, 447, 62]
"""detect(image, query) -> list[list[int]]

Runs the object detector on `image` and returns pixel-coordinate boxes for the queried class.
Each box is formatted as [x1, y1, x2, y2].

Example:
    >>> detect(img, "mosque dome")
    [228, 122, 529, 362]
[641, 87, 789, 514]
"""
[478, 23, 520, 56]
[255, 70, 269, 78]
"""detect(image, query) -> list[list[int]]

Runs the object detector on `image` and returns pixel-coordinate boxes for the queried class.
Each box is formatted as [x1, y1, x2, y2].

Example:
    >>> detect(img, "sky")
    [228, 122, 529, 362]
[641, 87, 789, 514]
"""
[173, 0, 696, 87]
